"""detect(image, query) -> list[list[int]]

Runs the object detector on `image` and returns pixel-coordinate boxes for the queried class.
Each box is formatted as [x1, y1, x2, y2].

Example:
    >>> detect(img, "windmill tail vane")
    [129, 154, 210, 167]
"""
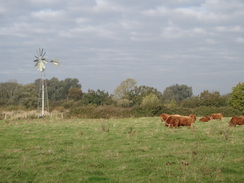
[50, 58, 60, 66]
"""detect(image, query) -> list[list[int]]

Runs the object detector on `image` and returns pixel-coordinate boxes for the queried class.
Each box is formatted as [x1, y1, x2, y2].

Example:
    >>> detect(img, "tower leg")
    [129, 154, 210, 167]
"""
[38, 70, 49, 118]
[42, 75, 45, 116]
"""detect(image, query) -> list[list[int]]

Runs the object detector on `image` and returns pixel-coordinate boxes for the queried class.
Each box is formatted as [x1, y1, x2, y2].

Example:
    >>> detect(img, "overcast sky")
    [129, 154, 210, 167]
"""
[0, 0, 243, 95]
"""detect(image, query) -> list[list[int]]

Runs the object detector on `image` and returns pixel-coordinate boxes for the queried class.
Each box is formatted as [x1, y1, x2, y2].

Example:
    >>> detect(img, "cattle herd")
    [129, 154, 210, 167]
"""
[160, 113, 244, 128]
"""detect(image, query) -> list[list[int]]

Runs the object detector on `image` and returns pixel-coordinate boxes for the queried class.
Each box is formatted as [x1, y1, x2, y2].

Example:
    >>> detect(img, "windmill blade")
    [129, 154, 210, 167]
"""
[35, 61, 46, 71]
[40, 48, 43, 57]
[43, 60, 48, 64]
[34, 58, 48, 71]
[42, 51, 46, 57]
[37, 48, 43, 57]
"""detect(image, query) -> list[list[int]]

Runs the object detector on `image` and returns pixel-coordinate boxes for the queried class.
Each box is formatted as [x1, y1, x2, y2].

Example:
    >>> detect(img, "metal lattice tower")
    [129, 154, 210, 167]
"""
[37, 71, 49, 117]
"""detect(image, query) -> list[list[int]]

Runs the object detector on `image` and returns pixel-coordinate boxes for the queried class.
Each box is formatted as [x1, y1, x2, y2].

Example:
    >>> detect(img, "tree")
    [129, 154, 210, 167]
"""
[141, 93, 160, 108]
[82, 89, 112, 106]
[181, 97, 199, 108]
[0, 81, 20, 105]
[14, 84, 38, 108]
[165, 98, 177, 108]
[112, 97, 130, 107]
[63, 78, 81, 99]
[163, 84, 193, 103]
[35, 77, 82, 101]
[228, 82, 244, 113]
[46, 77, 63, 101]
[141, 93, 161, 116]
[128, 85, 163, 106]
[198, 90, 227, 107]
[114, 78, 137, 99]
[68, 88, 83, 101]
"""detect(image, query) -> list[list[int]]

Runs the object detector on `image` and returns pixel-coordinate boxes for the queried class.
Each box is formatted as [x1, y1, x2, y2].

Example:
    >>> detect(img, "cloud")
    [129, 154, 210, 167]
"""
[31, 9, 66, 20]
[236, 37, 244, 43]
[0, 0, 243, 95]
[215, 26, 243, 33]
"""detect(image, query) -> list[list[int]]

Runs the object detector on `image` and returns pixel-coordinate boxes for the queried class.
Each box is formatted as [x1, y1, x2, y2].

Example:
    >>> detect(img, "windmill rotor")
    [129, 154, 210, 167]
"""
[33, 48, 59, 71]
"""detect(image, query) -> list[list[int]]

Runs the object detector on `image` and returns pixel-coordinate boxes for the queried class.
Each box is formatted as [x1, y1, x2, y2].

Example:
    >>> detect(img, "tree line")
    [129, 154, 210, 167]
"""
[0, 78, 243, 116]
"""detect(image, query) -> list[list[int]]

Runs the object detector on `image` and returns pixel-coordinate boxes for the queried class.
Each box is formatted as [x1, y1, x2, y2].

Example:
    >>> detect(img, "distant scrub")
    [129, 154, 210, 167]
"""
[1, 105, 242, 120]
[69, 105, 132, 119]
[156, 106, 241, 117]
[192, 106, 242, 117]
[163, 106, 193, 116]
[68, 105, 242, 119]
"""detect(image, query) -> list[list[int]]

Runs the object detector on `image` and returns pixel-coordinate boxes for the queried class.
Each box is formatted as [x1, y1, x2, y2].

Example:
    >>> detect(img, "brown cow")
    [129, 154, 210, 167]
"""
[160, 113, 170, 122]
[165, 116, 175, 127]
[211, 113, 223, 120]
[228, 116, 244, 127]
[199, 116, 211, 122]
[165, 114, 196, 128]
[163, 114, 181, 126]
[160, 113, 181, 122]
[189, 114, 197, 122]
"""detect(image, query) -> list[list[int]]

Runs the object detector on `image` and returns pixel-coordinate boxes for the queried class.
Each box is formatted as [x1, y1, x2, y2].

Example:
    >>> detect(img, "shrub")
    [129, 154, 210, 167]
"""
[69, 105, 132, 119]
[193, 106, 242, 117]
[158, 106, 242, 117]
[167, 106, 193, 116]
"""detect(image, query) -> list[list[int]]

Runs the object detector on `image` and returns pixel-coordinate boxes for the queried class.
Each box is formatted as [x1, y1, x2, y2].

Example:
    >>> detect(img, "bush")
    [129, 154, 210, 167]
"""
[69, 105, 132, 119]
[158, 106, 242, 117]
[69, 105, 242, 119]
[1, 105, 27, 111]
[131, 104, 168, 117]
[167, 106, 193, 116]
[193, 106, 242, 117]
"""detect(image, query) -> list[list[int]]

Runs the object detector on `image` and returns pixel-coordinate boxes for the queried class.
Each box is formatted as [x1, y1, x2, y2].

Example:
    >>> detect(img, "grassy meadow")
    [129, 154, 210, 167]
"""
[0, 117, 243, 183]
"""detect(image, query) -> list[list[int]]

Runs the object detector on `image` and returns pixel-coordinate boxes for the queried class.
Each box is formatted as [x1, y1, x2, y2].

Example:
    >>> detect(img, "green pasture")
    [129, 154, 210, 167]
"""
[0, 117, 243, 183]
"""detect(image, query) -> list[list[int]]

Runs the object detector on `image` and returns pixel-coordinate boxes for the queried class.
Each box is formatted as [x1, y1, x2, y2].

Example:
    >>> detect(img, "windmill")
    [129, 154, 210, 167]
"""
[34, 48, 60, 117]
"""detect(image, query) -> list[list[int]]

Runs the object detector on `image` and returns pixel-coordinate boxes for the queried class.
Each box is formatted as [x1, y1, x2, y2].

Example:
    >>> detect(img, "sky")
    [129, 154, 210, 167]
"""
[0, 0, 243, 95]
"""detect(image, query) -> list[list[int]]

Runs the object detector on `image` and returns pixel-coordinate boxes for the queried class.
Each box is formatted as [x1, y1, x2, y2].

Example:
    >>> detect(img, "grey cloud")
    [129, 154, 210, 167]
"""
[0, 0, 243, 95]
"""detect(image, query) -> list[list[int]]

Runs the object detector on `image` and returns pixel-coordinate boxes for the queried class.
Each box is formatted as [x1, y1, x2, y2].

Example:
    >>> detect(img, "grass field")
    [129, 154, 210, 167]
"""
[0, 117, 243, 183]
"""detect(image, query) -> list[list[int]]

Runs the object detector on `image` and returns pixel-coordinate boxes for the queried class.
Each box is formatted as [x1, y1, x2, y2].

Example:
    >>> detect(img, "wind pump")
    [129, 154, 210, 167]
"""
[33, 48, 59, 117]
